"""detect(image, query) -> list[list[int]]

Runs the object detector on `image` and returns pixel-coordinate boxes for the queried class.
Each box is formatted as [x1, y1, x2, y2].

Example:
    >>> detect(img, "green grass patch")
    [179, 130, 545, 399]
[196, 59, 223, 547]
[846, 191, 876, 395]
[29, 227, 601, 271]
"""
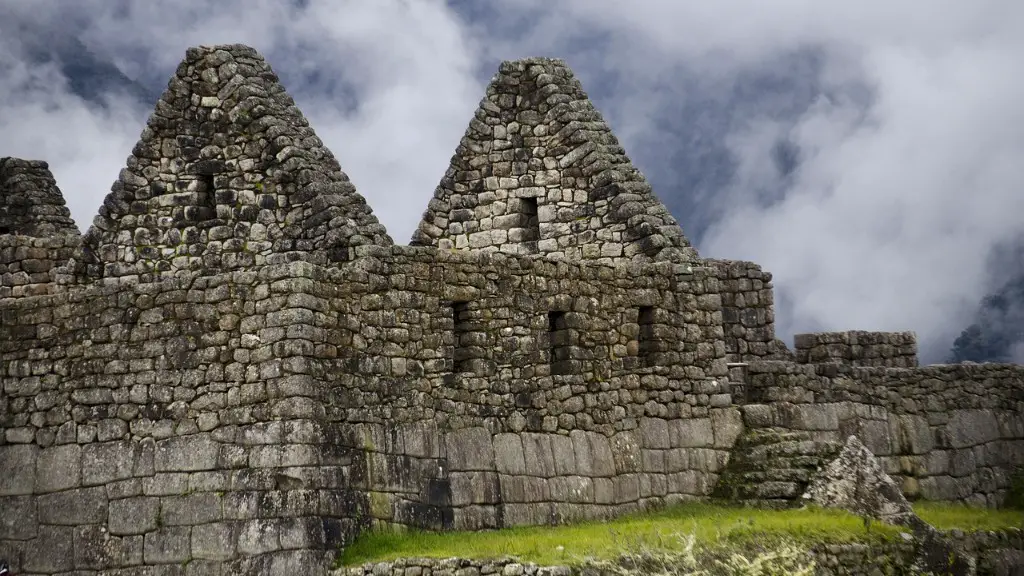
[914, 501, 1024, 532]
[339, 501, 1024, 568]
[338, 503, 907, 567]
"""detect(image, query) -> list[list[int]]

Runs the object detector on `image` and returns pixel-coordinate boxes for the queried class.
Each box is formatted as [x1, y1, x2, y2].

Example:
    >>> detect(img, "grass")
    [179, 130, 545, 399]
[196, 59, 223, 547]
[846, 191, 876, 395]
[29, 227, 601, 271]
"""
[339, 503, 903, 567]
[338, 501, 1024, 568]
[914, 500, 1024, 532]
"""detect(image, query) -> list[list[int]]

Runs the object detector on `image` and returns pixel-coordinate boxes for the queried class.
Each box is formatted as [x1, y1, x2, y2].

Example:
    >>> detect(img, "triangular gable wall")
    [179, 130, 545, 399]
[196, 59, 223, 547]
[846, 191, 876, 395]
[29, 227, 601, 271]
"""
[0, 158, 79, 238]
[82, 44, 391, 281]
[412, 58, 697, 264]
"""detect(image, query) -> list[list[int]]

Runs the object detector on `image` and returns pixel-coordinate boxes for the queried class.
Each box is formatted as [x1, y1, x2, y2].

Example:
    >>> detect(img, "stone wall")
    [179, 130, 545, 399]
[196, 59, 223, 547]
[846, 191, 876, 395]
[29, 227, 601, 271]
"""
[703, 259, 791, 364]
[0, 263, 367, 574]
[0, 235, 81, 298]
[0, 246, 743, 573]
[794, 331, 919, 368]
[742, 361, 1024, 506]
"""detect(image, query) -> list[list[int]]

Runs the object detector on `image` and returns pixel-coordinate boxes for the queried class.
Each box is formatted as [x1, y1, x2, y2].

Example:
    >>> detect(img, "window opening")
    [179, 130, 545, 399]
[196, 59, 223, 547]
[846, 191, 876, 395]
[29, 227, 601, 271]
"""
[327, 245, 351, 263]
[0, 225, 10, 235]
[548, 310, 568, 373]
[200, 173, 216, 211]
[638, 306, 656, 364]
[452, 301, 471, 373]
[520, 196, 539, 251]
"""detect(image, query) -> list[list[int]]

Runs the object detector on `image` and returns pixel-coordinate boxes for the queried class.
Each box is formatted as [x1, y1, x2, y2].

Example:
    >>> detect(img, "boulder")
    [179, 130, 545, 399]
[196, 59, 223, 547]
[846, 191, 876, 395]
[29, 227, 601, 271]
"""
[803, 435, 976, 576]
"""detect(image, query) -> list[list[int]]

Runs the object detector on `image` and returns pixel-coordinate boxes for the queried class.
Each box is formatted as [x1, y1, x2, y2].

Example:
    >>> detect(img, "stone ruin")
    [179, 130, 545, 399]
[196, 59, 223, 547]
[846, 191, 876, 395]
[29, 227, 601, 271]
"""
[0, 44, 1022, 575]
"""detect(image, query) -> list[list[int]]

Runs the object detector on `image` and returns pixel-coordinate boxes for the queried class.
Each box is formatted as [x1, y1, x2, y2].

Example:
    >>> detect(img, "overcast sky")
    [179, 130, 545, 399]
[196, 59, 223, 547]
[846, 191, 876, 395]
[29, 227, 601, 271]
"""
[1, 0, 1023, 363]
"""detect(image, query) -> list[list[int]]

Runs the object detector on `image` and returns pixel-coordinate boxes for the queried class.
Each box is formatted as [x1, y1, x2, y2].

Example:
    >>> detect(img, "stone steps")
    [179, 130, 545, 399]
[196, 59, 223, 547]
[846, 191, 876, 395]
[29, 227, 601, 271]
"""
[711, 426, 842, 507]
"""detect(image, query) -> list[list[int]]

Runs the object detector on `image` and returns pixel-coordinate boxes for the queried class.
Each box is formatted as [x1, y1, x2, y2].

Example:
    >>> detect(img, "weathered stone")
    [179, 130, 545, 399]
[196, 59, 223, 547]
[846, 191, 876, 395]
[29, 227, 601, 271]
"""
[35, 444, 81, 493]
[109, 497, 160, 535]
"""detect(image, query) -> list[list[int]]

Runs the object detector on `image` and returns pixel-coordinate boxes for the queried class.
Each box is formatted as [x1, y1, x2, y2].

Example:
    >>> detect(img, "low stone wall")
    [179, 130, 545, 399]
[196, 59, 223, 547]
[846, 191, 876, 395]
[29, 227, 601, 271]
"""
[744, 361, 1024, 506]
[337, 415, 743, 532]
[793, 331, 918, 368]
[0, 235, 79, 297]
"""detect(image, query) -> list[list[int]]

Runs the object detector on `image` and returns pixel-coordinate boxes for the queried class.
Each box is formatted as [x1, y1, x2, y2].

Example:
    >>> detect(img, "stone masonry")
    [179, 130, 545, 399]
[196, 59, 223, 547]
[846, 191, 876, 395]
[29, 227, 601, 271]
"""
[0, 44, 1022, 575]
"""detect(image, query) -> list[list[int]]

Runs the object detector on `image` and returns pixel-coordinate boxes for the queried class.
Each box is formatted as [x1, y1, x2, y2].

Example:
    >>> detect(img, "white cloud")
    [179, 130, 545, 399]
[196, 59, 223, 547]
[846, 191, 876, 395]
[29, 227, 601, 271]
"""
[2, 0, 1022, 362]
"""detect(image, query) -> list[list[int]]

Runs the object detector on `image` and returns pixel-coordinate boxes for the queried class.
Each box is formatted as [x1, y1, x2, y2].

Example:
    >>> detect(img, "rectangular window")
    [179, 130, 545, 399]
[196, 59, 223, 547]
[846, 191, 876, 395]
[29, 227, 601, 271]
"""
[638, 306, 656, 363]
[200, 173, 216, 210]
[548, 310, 568, 373]
[0, 225, 9, 234]
[452, 301, 471, 373]
[327, 245, 351, 263]
[520, 196, 539, 251]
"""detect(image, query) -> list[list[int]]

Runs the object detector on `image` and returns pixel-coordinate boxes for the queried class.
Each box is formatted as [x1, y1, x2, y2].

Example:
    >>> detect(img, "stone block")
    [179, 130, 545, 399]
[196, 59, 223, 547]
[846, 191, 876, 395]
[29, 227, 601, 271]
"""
[548, 476, 593, 503]
[444, 428, 494, 472]
[452, 505, 500, 531]
[155, 435, 220, 472]
[593, 477, 615, 504]
[192, 522, 237, 560]
[502, 503, 551, 527]
[279, 517, 325, 550]
[222, 491, 261, 520]
[611, 431, 641, 473]
[35, 444, 81, 493]
[668, 419, 713, 448]
[144, 526, 192, 564]
[400, 422, 441, 459]
[83, 440, 137, 486]
[549, 434, 576, 475]
[0, 444, 37, 495]
[857, 418, 892, 456]
[493, 434, 526, 475]
[74, 524, 136, 570]
[500, 475, 549, 503]
[521, 434, 555, 477]
[107, 478, 143, 499]
[109, 496, 160, 535]
[784, 403, 840, 431]
[740, 404, 774, 428]
[889, 414, 933, 455]
[641, 449, 665, 473]
[38, 486, 107, 524]
[161, 492, 224, 525]
[946, 409, 1000, 449]
[0, 496, 37, 540]
[665, 448, 689, 473]
[667, 470, 709, 495]
[449, 471, 501, 506]
[612, 474, 640, 503]
[581, 431, 616, 477]
[238, 519, 281, 555]
[23, 525, 73, 573]
[710, 408, 744, 448]
[639, 418, 670, 449]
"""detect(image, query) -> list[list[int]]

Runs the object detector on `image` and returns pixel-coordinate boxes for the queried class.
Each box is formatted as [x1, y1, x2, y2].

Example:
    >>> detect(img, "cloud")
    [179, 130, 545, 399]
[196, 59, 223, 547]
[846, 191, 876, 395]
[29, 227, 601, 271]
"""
[2, 0, 1023, 363]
